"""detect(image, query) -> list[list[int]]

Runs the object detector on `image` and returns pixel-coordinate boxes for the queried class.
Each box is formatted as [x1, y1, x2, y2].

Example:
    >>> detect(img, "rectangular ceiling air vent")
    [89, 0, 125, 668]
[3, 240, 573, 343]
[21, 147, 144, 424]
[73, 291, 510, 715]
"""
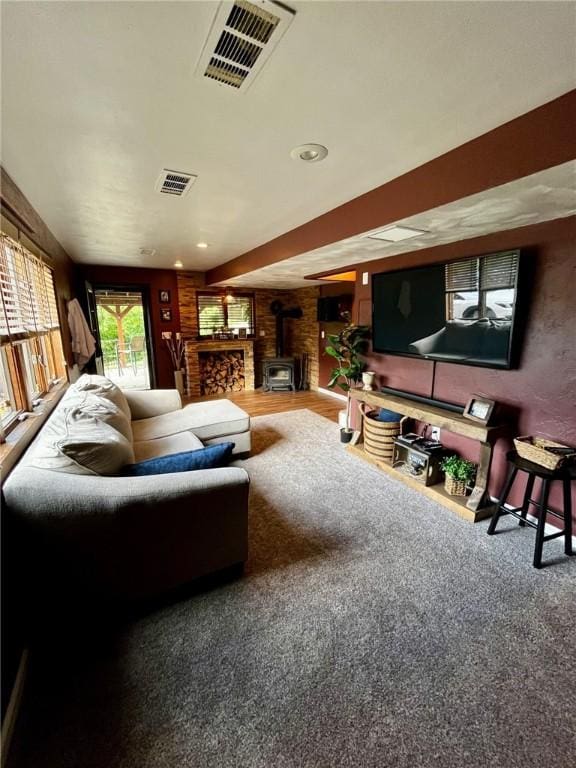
[155, 169, 198, 197]
[196, 1, 295, 92]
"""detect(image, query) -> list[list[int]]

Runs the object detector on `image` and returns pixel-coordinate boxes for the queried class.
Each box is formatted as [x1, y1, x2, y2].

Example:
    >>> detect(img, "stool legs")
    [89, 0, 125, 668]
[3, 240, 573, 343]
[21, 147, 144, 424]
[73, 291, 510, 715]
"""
[533, 479, 551, 569]
[519, 473, 535, 527]
[563, 478, 573, 557]
[488, 466, 518, 535]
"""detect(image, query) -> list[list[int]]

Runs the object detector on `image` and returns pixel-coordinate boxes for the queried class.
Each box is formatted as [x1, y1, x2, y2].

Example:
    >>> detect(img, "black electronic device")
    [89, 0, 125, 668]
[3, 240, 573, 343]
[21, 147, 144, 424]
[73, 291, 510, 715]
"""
[317, 294, 353, 322]
[372, 249, 525, 369]
[392, 438, 444, 486]
[395, 432, 422, 447]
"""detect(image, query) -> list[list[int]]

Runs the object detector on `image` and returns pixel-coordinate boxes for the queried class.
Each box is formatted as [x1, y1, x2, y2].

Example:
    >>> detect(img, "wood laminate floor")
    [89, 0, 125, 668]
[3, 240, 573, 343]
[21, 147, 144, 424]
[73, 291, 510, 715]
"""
[184, 389, 343, 422]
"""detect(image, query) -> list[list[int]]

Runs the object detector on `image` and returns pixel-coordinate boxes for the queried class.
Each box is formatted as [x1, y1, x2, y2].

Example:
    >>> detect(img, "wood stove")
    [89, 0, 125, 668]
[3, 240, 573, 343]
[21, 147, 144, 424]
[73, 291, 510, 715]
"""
[263, 358, 296, 392]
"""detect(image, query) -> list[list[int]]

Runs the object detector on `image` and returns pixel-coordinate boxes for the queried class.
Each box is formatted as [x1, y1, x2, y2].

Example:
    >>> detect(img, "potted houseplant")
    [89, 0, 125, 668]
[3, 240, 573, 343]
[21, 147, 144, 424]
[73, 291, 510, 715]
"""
[325, 324, 370, 442]
[440, 455, 476, 496]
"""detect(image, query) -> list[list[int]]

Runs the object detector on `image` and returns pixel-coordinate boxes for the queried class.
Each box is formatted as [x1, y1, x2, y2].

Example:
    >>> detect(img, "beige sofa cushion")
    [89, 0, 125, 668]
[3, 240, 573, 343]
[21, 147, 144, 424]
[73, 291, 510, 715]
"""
[64, 391, 133, 442]
[132, 400, 250, 442]
[25, 401, 134, 475]
[133, 432, 204, 463]
[74, 374, 131, 419]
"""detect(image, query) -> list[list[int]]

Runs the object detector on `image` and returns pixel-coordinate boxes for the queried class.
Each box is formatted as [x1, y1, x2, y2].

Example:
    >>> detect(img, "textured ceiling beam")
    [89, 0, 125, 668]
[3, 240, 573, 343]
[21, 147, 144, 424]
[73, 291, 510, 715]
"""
[206, 89, 576, 286]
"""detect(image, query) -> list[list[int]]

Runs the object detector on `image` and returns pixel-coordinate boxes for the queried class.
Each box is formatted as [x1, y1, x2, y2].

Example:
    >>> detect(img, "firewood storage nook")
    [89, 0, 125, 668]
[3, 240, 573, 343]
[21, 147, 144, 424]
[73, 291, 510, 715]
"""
[184, 340, 255, 398]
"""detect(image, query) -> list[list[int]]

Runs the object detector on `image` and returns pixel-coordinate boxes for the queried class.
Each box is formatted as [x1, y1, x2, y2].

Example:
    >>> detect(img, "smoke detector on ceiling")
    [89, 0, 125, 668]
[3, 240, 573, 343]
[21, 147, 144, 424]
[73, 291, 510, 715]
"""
[195, 0, 295, 92]
[155, 169, 198, 197]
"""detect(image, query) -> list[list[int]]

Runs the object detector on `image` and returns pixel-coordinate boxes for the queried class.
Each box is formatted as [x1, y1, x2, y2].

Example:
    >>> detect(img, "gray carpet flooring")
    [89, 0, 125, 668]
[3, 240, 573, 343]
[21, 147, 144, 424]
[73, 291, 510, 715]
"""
[10, 409, 576, 768]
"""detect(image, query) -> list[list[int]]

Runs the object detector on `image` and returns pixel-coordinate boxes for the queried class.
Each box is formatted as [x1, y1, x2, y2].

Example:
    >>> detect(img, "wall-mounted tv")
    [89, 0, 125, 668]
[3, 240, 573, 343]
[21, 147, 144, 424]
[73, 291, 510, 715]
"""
[371, 250, 524, 369]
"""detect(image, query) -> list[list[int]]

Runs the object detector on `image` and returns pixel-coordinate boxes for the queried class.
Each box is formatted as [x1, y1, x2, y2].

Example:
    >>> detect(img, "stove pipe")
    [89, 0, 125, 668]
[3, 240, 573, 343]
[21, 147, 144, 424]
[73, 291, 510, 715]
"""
[274, 307, 303, 357]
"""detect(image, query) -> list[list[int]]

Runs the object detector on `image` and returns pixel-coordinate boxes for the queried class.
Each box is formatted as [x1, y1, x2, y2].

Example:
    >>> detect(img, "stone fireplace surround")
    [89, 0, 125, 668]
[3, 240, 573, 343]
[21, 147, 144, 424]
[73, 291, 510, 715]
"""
[185, 339, 255, 398]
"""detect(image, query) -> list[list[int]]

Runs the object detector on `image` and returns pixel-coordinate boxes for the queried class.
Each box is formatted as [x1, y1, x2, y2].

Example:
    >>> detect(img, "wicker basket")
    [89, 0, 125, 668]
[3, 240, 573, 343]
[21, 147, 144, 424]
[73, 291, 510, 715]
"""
[444, 475, 468, 496]
[514, 435, 576, 470]
[362, 410, 400, 463]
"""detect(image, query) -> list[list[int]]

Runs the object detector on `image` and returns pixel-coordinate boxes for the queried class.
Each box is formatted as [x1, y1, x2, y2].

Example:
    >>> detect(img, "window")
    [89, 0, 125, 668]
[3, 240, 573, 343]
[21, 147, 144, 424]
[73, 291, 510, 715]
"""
[197, 292, 254, 337]
[0, 347, 16, 427]
[0, 232, 65, 432]
[446, 251, 519, 321]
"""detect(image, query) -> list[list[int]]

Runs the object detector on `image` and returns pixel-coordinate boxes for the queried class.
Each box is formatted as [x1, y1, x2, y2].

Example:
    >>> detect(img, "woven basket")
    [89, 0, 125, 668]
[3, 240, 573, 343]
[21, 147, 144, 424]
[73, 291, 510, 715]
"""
[444, 475, 468, 496]
[514, 435, 575, 470]
[362, 410, 400, 463]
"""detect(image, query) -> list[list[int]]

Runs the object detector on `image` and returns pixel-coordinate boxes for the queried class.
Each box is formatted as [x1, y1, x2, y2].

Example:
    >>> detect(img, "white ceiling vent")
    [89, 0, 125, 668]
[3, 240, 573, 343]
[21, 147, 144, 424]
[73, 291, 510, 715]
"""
[196, 1, 295, 92]
[155, 169, 197, 197]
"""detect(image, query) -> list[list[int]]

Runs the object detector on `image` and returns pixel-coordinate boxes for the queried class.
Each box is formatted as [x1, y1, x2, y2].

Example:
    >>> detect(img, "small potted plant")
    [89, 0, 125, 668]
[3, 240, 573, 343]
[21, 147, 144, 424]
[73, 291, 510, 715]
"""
[440, 455, 476, 496]
[325, 323, 370, 442]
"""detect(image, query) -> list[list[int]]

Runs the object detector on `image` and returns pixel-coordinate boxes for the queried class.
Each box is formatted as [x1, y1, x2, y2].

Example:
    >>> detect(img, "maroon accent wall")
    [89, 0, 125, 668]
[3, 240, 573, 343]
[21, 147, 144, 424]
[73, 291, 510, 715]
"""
[207, 90, 576, 286]
[81, 265, 181, 389]
[349, 215, 576, 524]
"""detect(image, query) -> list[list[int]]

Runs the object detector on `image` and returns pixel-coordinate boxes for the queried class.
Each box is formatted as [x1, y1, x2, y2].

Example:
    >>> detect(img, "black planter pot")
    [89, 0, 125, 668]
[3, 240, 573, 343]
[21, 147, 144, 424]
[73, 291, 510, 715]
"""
[340, 428, 354, 444]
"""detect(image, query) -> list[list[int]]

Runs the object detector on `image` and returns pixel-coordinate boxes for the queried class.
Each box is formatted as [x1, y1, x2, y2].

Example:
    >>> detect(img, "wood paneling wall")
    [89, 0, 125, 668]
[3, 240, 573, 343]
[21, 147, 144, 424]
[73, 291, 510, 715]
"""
[176, 275, 320, 389]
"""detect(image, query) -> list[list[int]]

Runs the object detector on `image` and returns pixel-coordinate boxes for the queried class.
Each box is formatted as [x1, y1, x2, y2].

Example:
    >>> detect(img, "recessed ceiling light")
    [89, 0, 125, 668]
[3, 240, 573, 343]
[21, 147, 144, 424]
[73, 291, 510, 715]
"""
[174, 260, 183, 268]
[196, 242, 208, 249]
[367, 225, 428, 242]
[290, 143, 328, 163]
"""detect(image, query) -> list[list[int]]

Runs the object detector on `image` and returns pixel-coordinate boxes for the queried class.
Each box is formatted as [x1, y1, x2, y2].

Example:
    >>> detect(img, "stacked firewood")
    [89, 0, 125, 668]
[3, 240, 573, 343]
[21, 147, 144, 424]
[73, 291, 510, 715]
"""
[200, 351, 245, 395]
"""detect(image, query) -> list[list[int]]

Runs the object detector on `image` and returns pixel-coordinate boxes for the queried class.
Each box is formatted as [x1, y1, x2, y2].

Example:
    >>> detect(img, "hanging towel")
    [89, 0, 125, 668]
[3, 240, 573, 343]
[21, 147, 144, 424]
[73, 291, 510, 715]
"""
[67, 298, 96, 370]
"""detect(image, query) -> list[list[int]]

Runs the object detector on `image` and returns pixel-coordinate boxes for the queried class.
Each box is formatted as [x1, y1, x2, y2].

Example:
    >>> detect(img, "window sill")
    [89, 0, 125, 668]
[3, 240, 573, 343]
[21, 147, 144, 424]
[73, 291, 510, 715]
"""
[0, 380, 68, 481]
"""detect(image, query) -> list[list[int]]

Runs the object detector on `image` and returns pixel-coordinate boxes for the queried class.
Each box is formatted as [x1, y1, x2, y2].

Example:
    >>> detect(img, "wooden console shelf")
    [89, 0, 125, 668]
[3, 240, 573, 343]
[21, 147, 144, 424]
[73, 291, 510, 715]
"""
[349, 389, 503, 523]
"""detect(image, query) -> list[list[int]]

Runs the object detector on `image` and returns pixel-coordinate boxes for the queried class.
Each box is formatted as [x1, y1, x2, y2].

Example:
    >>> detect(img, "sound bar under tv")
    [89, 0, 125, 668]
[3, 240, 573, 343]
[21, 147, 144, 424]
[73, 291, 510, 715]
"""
[380, 387, 464, 414]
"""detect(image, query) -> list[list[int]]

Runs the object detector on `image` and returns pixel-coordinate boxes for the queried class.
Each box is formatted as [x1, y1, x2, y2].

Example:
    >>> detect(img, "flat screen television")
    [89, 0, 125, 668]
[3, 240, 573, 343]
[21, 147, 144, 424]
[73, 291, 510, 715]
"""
[371, 250, 523, 369]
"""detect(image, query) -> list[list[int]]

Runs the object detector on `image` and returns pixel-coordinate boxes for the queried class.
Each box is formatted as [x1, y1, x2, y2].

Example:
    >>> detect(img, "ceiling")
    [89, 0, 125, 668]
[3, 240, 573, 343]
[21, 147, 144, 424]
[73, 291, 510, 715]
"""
[218, 161, 576, 288]
[1, 1, 575, 279]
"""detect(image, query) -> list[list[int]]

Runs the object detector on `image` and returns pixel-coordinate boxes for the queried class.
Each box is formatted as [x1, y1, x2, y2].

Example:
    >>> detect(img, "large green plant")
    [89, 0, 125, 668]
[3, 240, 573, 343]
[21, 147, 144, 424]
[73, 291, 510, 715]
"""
[325, 324, 370, 432]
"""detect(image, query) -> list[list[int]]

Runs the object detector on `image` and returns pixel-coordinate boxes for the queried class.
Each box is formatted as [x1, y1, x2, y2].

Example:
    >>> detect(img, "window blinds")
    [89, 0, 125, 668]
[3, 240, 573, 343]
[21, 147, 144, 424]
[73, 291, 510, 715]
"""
[445, 251, 519, 293]
[445, 258, 478, 293]
[197, 294, 226, 335]
[480, 251, 519, 290]
[226, 295, 253, 330]
[0, 234, 60, 342]
[197, 292, 254, 336]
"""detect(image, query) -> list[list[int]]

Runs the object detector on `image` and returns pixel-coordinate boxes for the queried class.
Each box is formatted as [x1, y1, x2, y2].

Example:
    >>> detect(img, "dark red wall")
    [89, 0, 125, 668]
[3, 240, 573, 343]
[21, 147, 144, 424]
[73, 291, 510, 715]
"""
[81, 265, 181, 389]
[349, 216, 576, 523]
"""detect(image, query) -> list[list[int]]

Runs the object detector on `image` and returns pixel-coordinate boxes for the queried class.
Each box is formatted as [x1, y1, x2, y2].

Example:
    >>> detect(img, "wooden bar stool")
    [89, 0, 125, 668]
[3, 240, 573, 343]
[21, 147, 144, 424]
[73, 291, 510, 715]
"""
[487, 451, 575, 568]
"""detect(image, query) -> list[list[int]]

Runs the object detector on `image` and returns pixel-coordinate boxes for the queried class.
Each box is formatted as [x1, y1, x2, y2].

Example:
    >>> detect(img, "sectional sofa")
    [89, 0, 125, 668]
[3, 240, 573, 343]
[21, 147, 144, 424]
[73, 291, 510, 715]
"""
[3, 375, 251, 598]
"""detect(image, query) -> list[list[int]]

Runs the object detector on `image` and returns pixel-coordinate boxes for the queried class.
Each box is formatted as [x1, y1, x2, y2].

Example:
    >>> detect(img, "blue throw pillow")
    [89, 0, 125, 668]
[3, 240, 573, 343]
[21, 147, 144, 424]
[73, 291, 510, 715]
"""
[120, 442, 235, 476]
[376, 408, 402, 422]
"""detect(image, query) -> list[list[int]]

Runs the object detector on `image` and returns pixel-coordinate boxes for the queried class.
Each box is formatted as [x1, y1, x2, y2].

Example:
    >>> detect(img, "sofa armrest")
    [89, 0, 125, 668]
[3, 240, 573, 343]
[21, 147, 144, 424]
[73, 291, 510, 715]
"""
[4, 466, 250, 598]
[4, 466, 249, 519]
[124, 389, 182, 420]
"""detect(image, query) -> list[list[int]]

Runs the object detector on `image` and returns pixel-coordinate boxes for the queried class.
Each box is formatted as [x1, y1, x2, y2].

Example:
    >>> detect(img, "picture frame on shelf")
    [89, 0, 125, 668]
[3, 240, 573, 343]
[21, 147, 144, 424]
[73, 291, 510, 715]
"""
[238, 328, 247, 339]
[463, 395, 496, 425]
[160, 308, 173, 322]
[159, 289, 171, 304]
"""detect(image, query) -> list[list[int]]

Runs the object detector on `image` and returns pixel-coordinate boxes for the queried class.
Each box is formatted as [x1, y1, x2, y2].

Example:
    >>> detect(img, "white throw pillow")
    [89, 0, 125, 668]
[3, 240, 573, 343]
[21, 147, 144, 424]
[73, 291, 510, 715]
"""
[73, 374, 131, 419]
[64, 391, 133, 442]
[27, 402, 134, 475]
